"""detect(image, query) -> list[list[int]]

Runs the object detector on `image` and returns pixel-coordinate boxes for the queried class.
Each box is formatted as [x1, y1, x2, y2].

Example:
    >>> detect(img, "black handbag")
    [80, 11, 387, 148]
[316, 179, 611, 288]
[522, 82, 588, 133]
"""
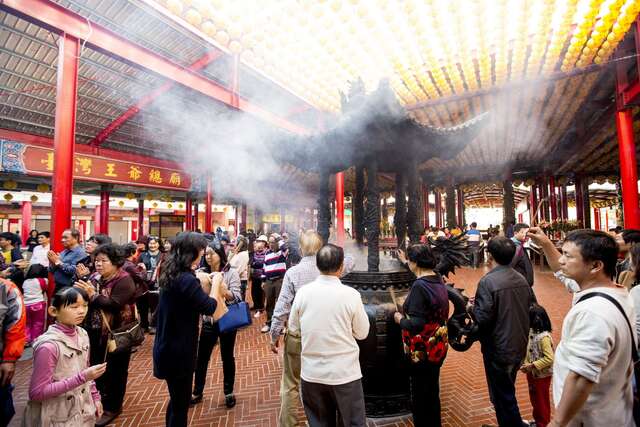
[101, 307, 145, 357]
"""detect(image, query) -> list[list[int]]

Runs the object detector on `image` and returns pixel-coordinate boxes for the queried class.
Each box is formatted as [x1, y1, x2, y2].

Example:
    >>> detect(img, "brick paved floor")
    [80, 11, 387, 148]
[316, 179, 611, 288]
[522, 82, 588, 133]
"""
[9, 266, 571, 426]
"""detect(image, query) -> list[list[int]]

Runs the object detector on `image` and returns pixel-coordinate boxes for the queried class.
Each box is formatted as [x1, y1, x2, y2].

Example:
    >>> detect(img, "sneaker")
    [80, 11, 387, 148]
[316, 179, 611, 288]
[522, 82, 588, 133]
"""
[225, 393, 236, 408]
[260, 325, 270, 333]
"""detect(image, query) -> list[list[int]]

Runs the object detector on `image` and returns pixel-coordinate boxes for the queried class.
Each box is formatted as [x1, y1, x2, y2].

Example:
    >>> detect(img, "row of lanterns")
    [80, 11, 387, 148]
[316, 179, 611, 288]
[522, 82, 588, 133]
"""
[157, 0, 639, 112]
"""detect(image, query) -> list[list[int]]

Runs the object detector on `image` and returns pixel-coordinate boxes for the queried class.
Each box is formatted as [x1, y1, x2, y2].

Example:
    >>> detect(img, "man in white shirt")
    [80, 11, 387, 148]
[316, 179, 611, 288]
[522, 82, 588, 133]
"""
[29, 231, 50, 267]
[289, 244, 370, 427]
[528, 228, 635, 427]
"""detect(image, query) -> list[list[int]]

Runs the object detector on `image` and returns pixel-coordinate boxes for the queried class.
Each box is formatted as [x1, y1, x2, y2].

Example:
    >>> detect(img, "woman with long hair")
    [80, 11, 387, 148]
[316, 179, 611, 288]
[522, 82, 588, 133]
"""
[137, 236, 164, 332]
[74, 243, 137, 426]
[192, 241, 242, 408]
[152, 232, 225, 427]
[228, 236, 249, 301]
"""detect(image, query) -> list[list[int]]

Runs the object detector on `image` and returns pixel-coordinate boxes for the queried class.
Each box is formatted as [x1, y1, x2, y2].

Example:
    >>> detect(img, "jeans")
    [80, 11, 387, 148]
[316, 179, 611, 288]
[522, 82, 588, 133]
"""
[409, 363, 442, 427]
[470, 246, 481, 268]
[240, 280, 248, 302]
[483, 355, 524, 427]
[165, 374, 192, 427]
[193, 320, 237, 396]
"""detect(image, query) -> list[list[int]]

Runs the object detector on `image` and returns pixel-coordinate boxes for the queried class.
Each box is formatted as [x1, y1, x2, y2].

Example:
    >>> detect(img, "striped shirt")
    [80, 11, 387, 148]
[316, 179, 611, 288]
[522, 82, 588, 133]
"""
[263, 249, 287, 281]
[269, 254, 355, 343]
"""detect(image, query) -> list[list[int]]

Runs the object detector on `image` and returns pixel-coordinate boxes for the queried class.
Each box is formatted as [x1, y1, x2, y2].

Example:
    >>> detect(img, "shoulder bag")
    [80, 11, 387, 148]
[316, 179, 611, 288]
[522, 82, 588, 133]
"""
[577, 291, 639, 425]
[218, 301, 252, 333]
[100, 305, 145, 358]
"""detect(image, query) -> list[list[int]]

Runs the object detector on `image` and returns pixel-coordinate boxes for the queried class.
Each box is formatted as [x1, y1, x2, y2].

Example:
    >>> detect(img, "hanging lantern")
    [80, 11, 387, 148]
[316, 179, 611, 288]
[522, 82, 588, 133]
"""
[145, 194, 154, 201]
[79, 199, 87, 207]
[36, 183, 49, 193]
[30, 195, 38, 203]
[2, 180, 17, 190]
[118, 201, 125, 208]
[3, 194, 13, 202]
[125, 192, 136, 200]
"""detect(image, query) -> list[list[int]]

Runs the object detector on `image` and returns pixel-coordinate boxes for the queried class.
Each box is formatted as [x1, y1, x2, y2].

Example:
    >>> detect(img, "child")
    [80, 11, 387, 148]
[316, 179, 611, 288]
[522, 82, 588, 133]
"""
[23, 287, 107, 426]
[22, 264, 48, 345]
[520, 303, 554, 427]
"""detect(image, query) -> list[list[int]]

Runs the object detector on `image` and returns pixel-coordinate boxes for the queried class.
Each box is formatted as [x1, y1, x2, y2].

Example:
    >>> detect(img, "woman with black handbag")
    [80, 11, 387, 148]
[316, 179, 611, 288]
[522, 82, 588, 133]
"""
[393, 244, 450, 427]
[191, 241, 242, 408]
[153, 232, 226, 427]
[74, 243, 137, 427]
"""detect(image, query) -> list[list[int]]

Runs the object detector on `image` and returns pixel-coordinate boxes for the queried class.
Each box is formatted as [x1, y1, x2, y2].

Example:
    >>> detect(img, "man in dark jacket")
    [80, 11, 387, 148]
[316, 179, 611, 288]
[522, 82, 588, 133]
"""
[472, 236, 533, 427]
[510, 223, 534, 287]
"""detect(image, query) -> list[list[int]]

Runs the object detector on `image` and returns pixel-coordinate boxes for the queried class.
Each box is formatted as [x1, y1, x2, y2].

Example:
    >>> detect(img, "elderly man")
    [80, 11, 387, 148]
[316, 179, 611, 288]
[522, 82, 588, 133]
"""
[47, 229, 86, 291]
[289, 244, 369, 427]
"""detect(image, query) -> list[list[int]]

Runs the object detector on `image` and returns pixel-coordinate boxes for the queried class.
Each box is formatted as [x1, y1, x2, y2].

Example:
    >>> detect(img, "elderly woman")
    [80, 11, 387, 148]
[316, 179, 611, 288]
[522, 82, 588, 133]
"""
[153, 232, 226, 427]
[191, 241, 242, 408]
[75, 243, 137, 427]
[394, 244, 449, 427]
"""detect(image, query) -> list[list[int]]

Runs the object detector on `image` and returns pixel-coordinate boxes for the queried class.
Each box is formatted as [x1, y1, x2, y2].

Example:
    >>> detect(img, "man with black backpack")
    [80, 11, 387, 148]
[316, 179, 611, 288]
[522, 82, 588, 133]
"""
[529, 228, 636, 427]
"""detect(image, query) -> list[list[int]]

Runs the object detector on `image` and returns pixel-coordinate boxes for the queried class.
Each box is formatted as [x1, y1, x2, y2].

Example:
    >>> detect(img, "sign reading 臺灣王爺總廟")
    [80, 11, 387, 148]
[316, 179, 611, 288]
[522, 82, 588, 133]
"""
[0, 140, 190, 190]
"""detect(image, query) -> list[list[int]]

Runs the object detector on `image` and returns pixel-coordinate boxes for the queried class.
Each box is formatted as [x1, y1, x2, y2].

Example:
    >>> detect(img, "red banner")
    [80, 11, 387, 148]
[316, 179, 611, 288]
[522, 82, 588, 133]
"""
[22, 145, 191, 190]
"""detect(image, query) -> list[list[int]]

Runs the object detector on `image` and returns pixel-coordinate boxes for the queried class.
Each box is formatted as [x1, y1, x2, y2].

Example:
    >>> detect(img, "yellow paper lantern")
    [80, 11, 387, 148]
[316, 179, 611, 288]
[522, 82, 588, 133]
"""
[166, 0, 183, 15]
[2, 180, 17, 190]
[79, 199, 87, 207]
[202, 20, 217, 37]
[215, 30, 230, 47]
[3, 194, 13, 202]
[126, 192, 136, 200]
[145, 194, 154, 201]
[184, 8, 202, 26]
[36, 183, 49, 193]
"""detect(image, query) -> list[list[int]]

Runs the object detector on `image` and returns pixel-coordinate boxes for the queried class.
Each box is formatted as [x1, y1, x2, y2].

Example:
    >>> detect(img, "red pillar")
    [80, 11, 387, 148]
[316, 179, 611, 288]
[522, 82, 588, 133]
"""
[21, 202, 32, 247]
[137, 199, 144, 238]
[94, 206, 101, 234]
[423, 185, 430, 229]
[193, 203, 199, 231]
[50, 34, 80, 253]
[335, 171, 345, 246]
[99, 188, 109, 236]
[205, 176, 213, 233]
[616, 110, 640, 229]
[549, 176, 558, 221]
[185, 196, 193, 231]
[529, 182, 538, 225]
[575, 176, 585, 227]
[594, 208, 601, 231]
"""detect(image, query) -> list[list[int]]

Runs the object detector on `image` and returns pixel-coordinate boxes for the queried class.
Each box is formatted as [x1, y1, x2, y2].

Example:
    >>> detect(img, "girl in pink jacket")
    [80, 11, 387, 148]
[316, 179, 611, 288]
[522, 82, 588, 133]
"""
[23, 287, 106, 426]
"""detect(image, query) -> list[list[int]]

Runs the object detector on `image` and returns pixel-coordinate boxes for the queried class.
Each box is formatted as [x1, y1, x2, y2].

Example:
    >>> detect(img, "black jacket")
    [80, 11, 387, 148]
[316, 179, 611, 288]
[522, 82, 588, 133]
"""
[153, 271, 217, 379]
[472, 265, 533, 364]
[510, 240, 534, 287]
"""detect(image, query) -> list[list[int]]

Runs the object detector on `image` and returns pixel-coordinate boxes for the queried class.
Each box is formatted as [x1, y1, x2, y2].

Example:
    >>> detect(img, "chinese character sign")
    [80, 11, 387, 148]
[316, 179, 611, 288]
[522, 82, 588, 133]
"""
[10, 143, 190, 190]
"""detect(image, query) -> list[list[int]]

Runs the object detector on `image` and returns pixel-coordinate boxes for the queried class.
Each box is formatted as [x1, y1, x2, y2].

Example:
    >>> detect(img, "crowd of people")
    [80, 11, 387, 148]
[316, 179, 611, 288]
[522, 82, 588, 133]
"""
[0, 220, 635, 427]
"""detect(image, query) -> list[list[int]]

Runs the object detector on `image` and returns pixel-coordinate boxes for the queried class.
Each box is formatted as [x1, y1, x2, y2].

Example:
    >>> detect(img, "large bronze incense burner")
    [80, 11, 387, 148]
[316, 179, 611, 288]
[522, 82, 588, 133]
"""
[279, 79, 486, 417]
